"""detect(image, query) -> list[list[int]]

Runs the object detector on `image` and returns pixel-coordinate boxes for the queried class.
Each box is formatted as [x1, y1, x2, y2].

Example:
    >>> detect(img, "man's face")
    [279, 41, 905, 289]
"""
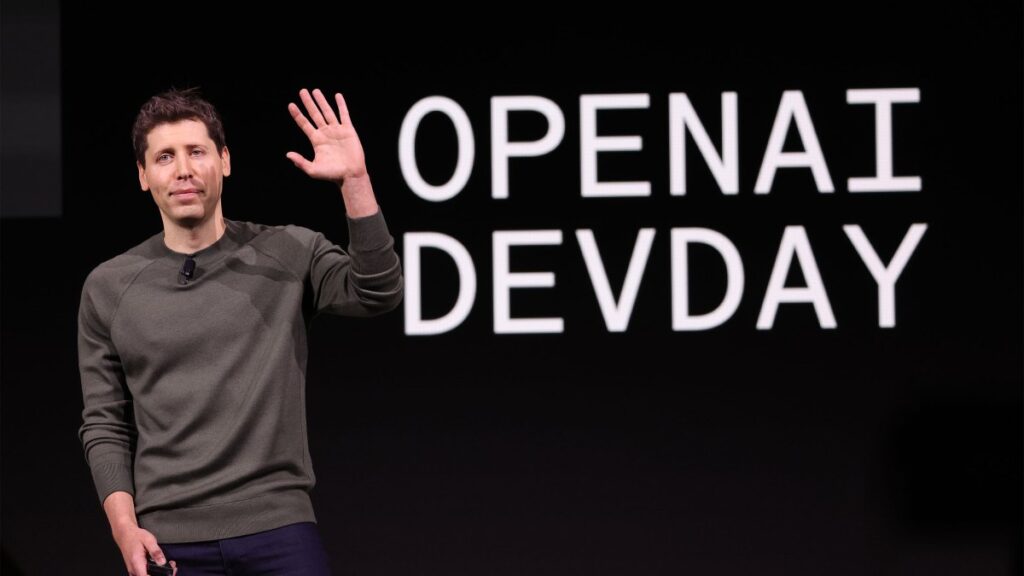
[137, 119, 231, 229]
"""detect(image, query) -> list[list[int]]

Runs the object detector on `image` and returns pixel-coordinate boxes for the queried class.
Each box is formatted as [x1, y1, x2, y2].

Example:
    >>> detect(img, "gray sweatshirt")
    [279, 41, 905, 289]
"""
[77, 211, 403, 543]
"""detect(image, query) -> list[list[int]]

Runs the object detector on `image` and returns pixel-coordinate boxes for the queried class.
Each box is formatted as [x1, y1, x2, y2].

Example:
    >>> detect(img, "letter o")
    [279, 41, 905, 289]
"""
[398, 96, 475, 202]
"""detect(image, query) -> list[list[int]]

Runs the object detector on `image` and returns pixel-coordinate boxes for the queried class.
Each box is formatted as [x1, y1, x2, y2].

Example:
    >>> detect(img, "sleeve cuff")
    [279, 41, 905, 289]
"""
[346, 209, 394, 253]
[91, 461, 135, 506]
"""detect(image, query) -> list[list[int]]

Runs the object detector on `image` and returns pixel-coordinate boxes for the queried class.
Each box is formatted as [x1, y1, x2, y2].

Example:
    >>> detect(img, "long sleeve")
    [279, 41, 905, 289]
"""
[309, 210, 403, 317]
[77, 271, 137, 505]
[72, 216, 402, 543]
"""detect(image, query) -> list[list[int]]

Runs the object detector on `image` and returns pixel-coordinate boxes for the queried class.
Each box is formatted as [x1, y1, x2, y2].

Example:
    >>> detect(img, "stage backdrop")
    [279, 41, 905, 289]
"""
[2, 5, 1021, 575]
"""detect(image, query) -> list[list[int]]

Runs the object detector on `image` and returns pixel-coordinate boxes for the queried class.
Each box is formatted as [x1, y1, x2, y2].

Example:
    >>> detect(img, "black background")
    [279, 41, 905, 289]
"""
[2, 4, 1021, 575]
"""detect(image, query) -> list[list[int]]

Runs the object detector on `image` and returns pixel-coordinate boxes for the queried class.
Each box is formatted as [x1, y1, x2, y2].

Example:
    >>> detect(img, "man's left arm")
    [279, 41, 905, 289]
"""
[286, 87, 377, 215]
[307, 208, 403, 317]
[286, 87, 403, 316]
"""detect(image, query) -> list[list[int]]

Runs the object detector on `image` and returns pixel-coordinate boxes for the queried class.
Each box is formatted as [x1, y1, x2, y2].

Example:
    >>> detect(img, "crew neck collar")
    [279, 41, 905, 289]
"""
[154, 218, 242, 265]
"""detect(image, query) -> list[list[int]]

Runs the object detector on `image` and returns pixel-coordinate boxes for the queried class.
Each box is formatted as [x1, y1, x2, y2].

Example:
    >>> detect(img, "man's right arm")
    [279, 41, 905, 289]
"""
[104, 491, 175, 576]
[78, 273, 176, 575]
[77, 271, 137, 505]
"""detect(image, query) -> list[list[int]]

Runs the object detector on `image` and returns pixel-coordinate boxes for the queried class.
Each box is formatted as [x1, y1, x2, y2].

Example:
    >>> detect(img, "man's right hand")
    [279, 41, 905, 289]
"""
[112, 523, 177, 576]
[103, 491, 177, 576]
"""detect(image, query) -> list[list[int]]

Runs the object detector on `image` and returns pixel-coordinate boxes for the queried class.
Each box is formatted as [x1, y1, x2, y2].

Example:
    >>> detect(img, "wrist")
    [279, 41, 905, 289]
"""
[340, 174, 378, 217]
[110, 518, 139, 539]
[339, 172, 371, 191]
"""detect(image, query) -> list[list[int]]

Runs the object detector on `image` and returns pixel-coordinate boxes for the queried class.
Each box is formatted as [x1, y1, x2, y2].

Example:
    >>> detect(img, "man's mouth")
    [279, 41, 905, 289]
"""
[170, 188, 200, 198]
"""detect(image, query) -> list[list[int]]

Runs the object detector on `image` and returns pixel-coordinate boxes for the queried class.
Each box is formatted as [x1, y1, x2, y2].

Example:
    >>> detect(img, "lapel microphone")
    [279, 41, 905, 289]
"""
[179, 255, 197, 285]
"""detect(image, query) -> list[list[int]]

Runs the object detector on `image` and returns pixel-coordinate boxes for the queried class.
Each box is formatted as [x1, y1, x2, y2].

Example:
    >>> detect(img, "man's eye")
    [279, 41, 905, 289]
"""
[191, 149, 204, 157]
[158, 154, 171, 162]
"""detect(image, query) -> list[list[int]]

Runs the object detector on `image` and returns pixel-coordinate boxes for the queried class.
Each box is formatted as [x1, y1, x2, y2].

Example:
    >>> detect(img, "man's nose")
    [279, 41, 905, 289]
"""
[175, 156, 193, 179]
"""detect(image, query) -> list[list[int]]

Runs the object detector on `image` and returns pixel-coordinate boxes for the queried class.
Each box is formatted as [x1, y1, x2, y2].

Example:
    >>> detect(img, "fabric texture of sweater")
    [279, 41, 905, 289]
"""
[77, 211, 403, 543]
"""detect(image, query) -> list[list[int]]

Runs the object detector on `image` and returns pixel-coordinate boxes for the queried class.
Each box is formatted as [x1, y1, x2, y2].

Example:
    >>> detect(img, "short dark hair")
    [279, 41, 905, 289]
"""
[132, 87, 226, 165]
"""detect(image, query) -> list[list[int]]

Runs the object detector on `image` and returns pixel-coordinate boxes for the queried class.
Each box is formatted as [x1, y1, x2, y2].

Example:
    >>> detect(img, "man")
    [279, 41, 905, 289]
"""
[77, 87, 403, 576]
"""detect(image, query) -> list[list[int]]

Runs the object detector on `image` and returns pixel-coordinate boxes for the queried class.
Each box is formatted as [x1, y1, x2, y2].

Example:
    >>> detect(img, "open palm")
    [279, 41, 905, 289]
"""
[286, 88, 367, 184]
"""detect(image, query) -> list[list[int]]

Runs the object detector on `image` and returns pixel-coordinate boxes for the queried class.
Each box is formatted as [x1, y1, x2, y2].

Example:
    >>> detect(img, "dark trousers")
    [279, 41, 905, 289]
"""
[151, 521, 332, 576]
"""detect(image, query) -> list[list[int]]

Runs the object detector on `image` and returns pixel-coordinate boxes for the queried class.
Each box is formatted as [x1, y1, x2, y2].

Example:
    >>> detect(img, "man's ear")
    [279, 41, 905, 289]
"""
[221, 146, 231, 177]
[137, 161, 150, 191]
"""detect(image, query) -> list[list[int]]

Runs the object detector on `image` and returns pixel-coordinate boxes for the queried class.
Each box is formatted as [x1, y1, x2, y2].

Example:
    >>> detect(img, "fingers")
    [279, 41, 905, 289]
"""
[128, 553, 174, 576]
[127, 536, 152, 575]
[313, 89, 339, 124]
[290, 88, 353, 134]
[143, 535, 172, 574]
[288, 102, 317, 139]
[144, 536, 167, 566]
[335, 93, 353, 127]
[131, 554, 148, 576]
[299, 88, 328, 128]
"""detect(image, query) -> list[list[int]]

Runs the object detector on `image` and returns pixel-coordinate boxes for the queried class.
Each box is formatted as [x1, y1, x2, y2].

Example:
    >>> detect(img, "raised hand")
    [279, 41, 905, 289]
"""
[286, 88, 367, 184]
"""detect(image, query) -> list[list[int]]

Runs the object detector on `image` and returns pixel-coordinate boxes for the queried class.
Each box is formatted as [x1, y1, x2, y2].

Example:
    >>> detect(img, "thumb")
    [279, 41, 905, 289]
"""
[286, 151, 314, 175]
[143, 537, 167, 565]
[122, 538, 148, 575]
